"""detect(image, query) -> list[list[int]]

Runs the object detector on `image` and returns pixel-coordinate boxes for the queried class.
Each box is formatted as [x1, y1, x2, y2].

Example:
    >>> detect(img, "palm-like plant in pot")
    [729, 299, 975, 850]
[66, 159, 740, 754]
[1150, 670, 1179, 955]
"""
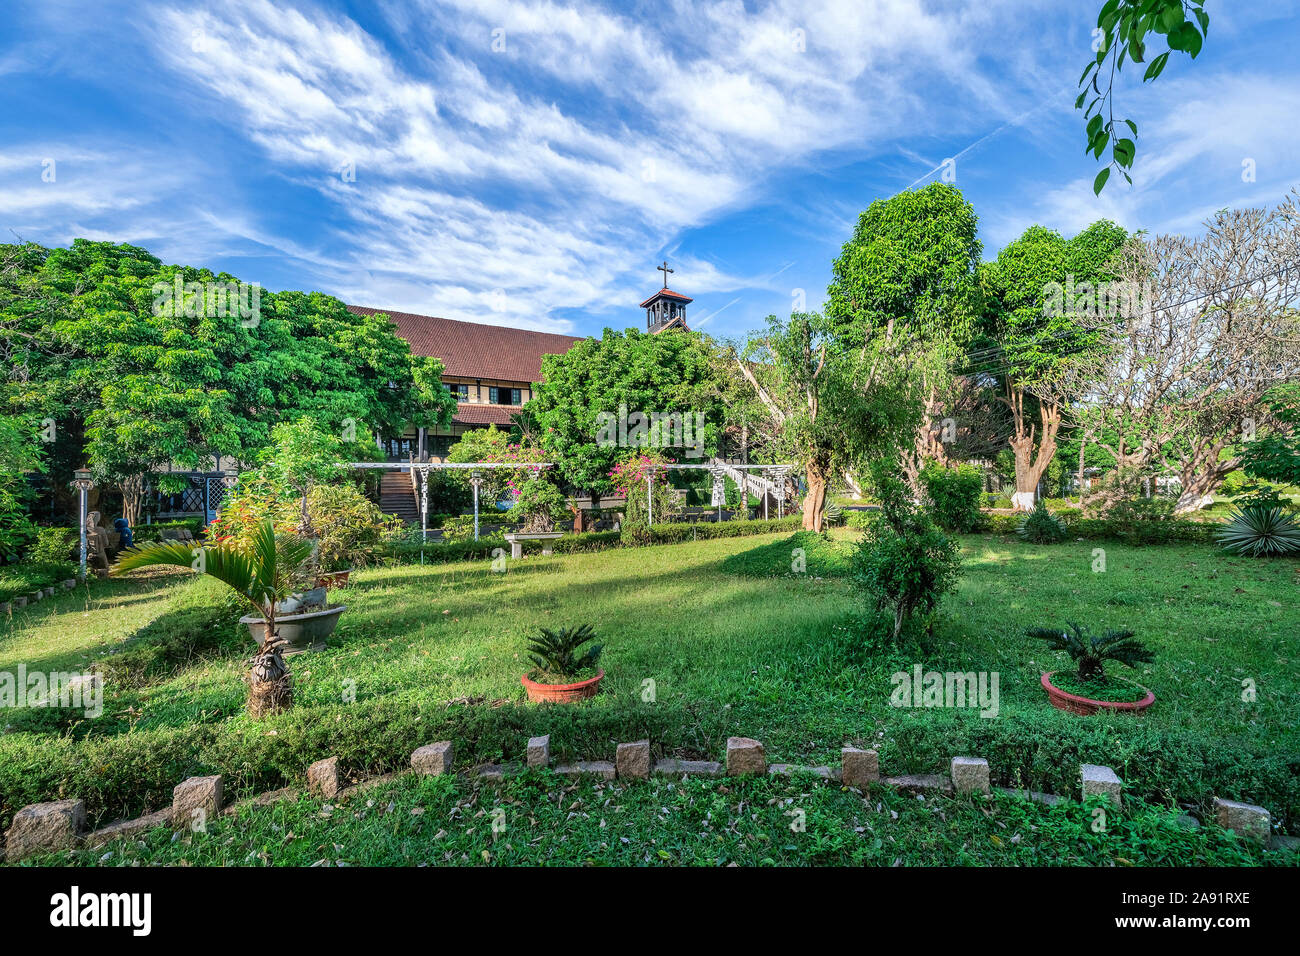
[520, 623, 604, 702]
[112, 519, 314, 718]
[1028, 621, 1155, 715]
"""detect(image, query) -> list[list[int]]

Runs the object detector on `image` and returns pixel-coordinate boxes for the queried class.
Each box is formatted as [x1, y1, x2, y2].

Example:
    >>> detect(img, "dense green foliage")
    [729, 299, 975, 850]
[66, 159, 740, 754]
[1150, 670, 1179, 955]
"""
[0, 239, 455, 519]
[523, 328, 727, 498]
[919, 464, 984, 533]
[825, 183, 982, 350]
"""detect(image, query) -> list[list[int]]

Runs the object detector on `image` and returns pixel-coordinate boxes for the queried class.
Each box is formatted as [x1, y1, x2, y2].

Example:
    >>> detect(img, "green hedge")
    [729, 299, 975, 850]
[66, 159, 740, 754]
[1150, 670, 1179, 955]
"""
[882, 709, 1300, 833]
[379, 519, 802, 564]
[382, 530, 624, 564]
[980, 512, 1220, 545]
[3, 689, 1295, 834]
[133, 518, 206, 543]
[0, 561, 77, 603]
[619, 515, 802, 546]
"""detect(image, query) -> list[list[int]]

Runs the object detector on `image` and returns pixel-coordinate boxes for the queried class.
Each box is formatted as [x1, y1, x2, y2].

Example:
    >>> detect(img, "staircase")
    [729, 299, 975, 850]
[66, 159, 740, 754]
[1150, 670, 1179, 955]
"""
[709, 458, 781, 514]
[379, 469, 420, 525]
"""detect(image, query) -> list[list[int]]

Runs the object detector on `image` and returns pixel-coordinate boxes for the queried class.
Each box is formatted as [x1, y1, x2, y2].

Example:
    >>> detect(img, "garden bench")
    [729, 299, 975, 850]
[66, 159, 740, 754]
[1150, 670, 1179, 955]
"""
[502, 532, 565, 559]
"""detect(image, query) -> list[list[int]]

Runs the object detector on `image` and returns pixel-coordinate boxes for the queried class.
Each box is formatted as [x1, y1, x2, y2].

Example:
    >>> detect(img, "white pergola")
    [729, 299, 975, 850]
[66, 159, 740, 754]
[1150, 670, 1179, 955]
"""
[641, 462, 796, 526]
[350, 461, 555, 554]
[348, 459, 798, 549]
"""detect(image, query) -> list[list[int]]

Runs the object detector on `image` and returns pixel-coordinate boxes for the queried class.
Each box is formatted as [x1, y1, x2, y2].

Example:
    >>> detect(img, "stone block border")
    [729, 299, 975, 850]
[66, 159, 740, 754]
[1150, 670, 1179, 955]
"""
[1, 739, 1291, 862]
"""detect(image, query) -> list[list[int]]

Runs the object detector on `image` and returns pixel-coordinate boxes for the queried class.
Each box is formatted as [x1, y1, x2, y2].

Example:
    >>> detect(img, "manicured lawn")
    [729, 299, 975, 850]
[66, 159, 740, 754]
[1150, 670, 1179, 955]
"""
[19, 772, 1293, 868]
[1, 530, 1297, 851]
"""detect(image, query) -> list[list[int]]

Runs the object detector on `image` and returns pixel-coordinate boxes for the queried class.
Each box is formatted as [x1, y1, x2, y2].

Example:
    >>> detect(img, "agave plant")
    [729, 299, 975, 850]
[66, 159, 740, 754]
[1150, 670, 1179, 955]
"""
[113, 519, 314, 718]
[1027, 622, 1153, 681]
[1216, 506, 1300, 557]
[1016, 500, 1068, 544]
[526, 623, 602, 682]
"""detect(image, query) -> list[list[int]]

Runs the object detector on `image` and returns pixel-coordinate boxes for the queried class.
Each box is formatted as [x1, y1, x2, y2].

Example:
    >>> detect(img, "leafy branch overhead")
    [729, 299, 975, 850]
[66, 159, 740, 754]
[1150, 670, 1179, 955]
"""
[1079, 0, 1209, 194]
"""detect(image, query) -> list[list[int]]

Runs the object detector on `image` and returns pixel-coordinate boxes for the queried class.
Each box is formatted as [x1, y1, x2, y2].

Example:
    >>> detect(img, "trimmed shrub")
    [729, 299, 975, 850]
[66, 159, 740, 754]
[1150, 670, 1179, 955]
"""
[919, 464, 985, 533]
[620, 515, 801, 546]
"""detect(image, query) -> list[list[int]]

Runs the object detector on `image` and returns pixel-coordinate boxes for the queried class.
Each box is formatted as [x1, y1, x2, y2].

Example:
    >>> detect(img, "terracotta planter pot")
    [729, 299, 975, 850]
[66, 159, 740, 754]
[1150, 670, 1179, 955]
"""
[521, 669, 604, 703]
[1042, 671, 1154, 716]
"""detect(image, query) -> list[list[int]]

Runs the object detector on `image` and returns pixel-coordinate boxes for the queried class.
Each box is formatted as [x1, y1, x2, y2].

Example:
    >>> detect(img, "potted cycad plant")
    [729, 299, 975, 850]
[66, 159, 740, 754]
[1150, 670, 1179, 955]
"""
[113, 519, 320, 718]
[520, 623, 604, 703]
[1029, 622, 1155, 715]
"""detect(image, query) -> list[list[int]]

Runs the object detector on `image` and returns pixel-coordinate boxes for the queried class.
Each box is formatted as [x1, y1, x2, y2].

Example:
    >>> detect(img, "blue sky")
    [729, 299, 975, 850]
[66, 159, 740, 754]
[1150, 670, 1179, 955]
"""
[3, 0, 1299, 341]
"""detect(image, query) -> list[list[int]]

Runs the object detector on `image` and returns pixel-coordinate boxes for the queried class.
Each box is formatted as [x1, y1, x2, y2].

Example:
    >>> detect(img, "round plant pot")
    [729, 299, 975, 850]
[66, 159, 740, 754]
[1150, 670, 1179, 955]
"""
[241, 605, 347, 655]
[521, 668, 604, 704]
[1041, 671, 1154, 716]
[62, 579, 77, 590]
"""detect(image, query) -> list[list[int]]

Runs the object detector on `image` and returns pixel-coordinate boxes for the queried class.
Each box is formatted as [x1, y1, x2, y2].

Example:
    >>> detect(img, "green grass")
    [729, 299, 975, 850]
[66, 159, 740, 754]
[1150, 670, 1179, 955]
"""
[19, 772, 1295, 867]
[1, 530, 1297, 852]
[719, 529, 856, 578]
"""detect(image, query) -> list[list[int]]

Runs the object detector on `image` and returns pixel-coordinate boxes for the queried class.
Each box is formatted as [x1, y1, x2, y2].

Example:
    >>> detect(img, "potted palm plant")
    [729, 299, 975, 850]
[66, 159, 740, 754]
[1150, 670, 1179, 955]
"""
[113, 520, 322, 718]
[520, 623, 604, 703]
[1029, 622, 1155, 715]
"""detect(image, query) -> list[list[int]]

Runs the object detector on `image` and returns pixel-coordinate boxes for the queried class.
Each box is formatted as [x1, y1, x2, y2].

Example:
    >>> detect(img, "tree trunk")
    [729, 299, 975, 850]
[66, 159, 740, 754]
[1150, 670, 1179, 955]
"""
[1006, 386, 1061, 510]
[120, 473, 145, 528]
[1174, 457, 1237, 514]
[802, 460, 828, 532]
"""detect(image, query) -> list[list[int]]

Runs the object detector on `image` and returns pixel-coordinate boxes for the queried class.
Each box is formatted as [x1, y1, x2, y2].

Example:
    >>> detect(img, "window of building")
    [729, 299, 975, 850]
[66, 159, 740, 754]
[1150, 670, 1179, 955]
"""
[487, 387, 521, 405]
[453, 383, 469, 402]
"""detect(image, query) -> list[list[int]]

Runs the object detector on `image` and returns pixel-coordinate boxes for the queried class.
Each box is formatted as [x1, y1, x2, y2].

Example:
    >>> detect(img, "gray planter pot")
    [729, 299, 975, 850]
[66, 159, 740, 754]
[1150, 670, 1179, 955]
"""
[240, 605, 347, 654]
[62, 579, 77, 590]
[12, 597, 26, 608]
[1, 602, 10, 614]
[43, 586, 55, 597]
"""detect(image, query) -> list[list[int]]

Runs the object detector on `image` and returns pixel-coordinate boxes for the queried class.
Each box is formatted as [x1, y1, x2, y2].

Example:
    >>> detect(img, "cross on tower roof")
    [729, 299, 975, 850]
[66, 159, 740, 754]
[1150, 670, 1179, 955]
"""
[657, 260, 673, 289]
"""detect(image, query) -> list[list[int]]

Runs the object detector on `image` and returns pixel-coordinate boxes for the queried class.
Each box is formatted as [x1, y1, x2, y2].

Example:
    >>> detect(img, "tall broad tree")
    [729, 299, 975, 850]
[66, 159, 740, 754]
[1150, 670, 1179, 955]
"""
[522, 328, 727, 510]
[0, 239, 455, 523]
[978, 220, 1127, 508]
[733, 312, 919, 531]
[825, 184, 983, 493]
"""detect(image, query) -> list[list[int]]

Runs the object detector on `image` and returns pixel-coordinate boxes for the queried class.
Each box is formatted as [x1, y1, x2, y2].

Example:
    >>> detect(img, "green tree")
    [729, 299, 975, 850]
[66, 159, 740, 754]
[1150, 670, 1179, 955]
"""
[978, 220, 1127, 507]
[1241, 384, 1300, 487]
[522, 328, 726, 505]
[734, 313, 918, 531]
[825, 183, 983, 491]
[0, 240, 455, 525]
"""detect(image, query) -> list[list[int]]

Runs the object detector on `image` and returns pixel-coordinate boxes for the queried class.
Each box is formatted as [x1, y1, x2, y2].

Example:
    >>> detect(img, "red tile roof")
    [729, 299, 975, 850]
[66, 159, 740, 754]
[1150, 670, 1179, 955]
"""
[349, 305, 583, 383]
[639, 288, 693, 308]
[451, 404, 523, 427]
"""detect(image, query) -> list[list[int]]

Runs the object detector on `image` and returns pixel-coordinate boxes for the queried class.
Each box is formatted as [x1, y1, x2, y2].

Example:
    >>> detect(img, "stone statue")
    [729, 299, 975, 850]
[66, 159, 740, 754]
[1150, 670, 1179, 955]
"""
[85, 511, 111, 571]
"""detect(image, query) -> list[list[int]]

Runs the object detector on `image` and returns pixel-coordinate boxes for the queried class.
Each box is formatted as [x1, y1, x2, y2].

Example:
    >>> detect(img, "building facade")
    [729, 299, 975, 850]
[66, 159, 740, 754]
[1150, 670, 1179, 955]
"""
[347, 305, 583, 461]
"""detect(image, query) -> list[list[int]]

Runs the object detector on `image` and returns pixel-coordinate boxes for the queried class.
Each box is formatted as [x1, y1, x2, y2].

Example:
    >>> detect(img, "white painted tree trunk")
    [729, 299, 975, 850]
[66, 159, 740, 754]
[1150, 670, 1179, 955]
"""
[1011, 490, 1036, 511]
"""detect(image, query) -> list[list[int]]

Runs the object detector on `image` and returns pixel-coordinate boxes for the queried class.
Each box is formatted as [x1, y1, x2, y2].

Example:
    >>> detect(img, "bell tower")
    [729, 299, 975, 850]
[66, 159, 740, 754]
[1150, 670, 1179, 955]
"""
[640, 261, 692, 333]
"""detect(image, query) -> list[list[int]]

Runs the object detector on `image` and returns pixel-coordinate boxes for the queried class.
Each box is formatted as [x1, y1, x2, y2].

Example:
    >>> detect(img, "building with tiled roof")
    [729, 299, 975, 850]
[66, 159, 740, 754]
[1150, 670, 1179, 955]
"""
[350, 265, 692, 463]
[347, 305, 582, 460]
